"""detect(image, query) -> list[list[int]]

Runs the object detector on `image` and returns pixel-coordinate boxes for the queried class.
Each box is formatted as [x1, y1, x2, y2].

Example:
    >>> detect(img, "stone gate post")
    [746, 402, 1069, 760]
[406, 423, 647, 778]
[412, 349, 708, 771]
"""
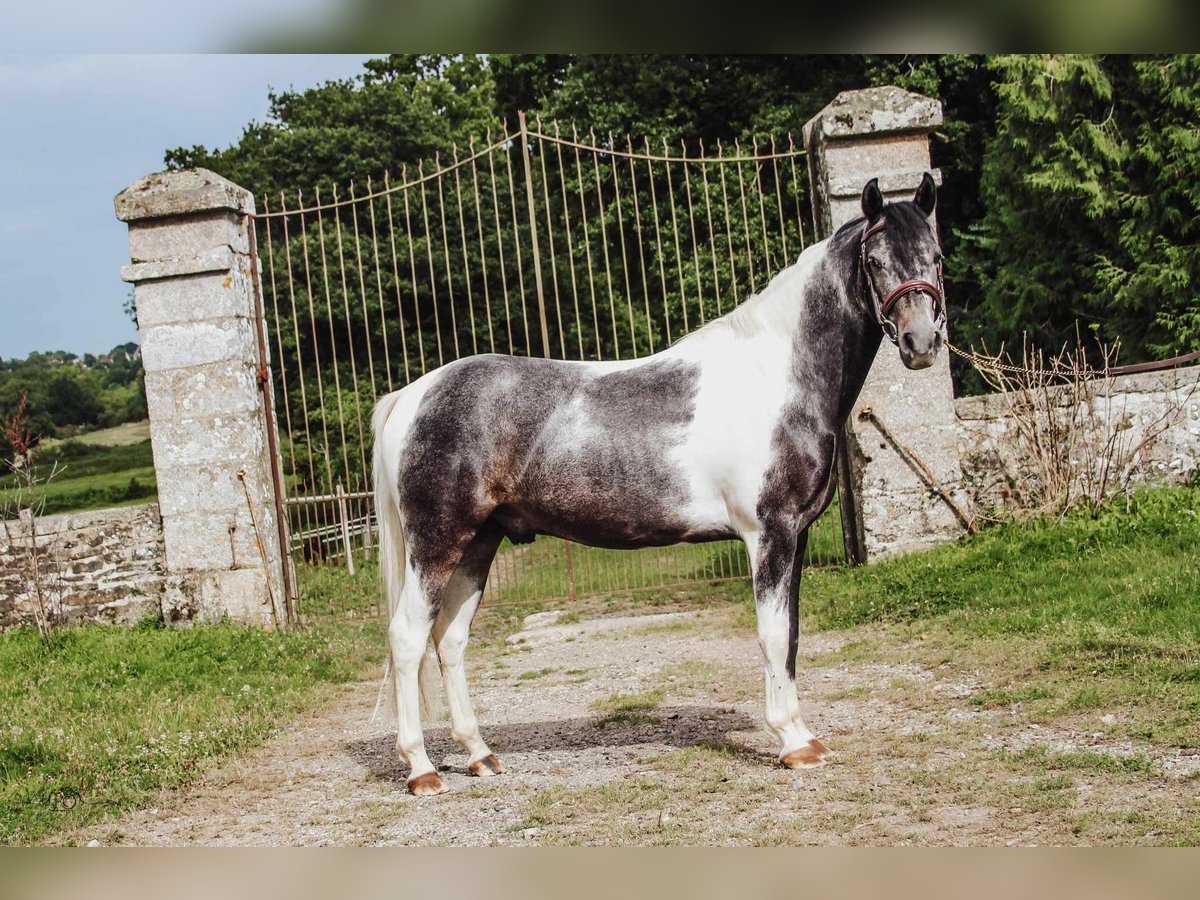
[115, 169, 287, 625]
[804, 86, 968, 559]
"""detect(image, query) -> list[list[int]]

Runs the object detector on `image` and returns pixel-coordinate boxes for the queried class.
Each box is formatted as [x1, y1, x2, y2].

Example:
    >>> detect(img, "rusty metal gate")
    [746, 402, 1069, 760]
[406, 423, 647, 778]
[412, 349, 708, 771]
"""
[249, 115, 856, 620]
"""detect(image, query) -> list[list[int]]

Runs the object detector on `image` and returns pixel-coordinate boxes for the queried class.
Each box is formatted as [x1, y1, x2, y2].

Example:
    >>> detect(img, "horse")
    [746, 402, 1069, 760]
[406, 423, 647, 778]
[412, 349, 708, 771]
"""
[371, 173, 946, 795]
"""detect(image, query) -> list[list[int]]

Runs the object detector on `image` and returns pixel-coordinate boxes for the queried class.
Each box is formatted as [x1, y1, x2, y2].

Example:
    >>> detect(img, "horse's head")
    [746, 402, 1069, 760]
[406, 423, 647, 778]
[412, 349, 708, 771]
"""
[859, 173, 945, 370]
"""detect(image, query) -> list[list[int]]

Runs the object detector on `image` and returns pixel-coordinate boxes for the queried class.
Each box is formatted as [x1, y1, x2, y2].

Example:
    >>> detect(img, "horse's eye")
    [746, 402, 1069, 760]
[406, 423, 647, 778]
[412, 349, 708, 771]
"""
[869, 257, 884, 269]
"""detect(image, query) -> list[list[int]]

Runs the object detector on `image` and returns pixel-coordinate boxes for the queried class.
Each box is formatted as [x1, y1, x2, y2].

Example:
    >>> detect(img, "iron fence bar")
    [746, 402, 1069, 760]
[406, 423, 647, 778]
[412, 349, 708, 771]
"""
[334, 184, 372, 491]
[451, 145, 481, 357]
[663, 137, 690, 336]
[526, 129, 808, 163]
[608, 132, 639, 356]
[680, 146, 707, 326]
[589, 128, 621, 359]
[698, 143, 724, 317]
[787, 134, 808, 252]
[314, 190, 355, 498]
[398, 168, 427, 375]
[553, 123, 586, 359]
[486, 130, 517, 356]
[348, 182, 379, 405]
[715, 143, 742, 306]
[533, 119, 567, 357]
[298, 196, 338, 567]
[286, 490, 374, 504]
[434, 151, 463, 361]
[644, 137, 673, 347]
[572, 125, 603, 361]
[262, 198, 308, 601]
[771, 139, 789, 264]
[417, 162, 447, 368]
[278, 194, 320, 604]
[365, 177, 394, 392]
[248, 213, 296, 623]
[518, 111, 553, 359]
[753, 139, 773, 276]
[733, 140, 758, 290]
[467, 140, 498, 355]
[625, 135, 656, 355]
[502, 127, 534, 356]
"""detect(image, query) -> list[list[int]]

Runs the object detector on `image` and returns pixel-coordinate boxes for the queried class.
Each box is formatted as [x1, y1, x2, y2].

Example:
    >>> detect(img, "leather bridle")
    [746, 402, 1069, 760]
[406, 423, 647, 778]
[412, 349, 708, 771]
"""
[860, 219, 945, 345]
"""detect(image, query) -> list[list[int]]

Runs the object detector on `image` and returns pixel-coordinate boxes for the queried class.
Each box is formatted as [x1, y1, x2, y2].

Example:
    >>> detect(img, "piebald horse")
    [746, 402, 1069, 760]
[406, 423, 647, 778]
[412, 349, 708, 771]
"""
[373, 174, 945, 795]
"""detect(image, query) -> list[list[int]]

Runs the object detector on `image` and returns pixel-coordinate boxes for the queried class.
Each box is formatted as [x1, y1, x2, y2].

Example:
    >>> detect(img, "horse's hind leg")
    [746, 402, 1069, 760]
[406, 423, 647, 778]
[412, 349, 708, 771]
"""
[432, 521, 506, 777]
[388, 570, 446, 796]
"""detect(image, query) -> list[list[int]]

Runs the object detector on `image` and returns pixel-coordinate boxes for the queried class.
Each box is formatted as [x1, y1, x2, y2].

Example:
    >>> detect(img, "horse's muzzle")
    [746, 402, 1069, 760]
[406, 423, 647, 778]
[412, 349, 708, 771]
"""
[899, 326, 943, 370]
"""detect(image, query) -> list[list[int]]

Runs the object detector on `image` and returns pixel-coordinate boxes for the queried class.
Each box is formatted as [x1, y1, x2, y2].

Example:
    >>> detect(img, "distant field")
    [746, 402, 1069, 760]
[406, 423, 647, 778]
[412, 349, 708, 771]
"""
[1, 439, 157, 516]
[43, 420, 150, 448]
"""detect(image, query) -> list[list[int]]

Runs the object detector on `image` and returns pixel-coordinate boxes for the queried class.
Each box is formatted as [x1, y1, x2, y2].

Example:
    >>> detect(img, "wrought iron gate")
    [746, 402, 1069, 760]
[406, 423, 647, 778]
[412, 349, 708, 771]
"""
[249, 115, 856, 620]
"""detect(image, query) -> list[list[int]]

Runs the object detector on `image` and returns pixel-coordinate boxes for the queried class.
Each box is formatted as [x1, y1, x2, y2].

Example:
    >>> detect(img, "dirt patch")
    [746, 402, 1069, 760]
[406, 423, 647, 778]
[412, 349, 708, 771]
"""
[65, 608, 1200, 846]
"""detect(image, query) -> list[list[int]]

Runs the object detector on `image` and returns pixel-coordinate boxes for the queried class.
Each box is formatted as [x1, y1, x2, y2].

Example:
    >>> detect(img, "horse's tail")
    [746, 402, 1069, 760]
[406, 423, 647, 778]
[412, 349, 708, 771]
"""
[370, 388, 443, 726]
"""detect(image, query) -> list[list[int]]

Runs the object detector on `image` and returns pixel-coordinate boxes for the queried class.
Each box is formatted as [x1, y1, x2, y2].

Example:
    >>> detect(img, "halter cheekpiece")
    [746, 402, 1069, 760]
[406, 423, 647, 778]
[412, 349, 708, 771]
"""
[860, 219, 945, 345]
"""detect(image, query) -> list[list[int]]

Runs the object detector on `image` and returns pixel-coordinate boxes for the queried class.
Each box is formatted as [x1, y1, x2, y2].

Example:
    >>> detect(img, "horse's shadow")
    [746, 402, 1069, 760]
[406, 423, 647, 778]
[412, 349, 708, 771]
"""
[347, 704, 762, 783]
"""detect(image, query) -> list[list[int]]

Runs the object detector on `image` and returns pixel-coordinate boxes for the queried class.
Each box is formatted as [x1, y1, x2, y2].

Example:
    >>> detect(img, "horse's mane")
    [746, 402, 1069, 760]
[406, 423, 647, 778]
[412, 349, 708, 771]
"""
[677, 240, 825, 345]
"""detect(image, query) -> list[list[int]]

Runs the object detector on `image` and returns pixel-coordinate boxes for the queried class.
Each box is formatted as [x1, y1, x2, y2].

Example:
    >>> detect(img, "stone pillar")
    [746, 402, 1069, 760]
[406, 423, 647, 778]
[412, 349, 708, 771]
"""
[115, 169, 287, 625]
[804, 87, 968, 559]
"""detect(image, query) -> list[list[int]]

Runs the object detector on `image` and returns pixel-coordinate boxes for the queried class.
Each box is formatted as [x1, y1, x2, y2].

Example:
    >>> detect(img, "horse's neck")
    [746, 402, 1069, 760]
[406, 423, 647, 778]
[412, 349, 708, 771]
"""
[780, 237, 881, 429]
[664, 235, 879, 429]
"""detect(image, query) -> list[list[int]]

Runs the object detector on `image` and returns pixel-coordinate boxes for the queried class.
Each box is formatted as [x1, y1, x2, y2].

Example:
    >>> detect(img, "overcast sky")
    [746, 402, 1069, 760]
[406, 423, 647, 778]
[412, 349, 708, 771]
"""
[0, 54, 374, 360]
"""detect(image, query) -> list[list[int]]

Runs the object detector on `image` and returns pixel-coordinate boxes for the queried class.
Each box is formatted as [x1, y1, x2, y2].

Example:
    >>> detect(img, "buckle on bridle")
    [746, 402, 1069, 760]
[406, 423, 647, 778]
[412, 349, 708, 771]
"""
[860, 220, 945, 345]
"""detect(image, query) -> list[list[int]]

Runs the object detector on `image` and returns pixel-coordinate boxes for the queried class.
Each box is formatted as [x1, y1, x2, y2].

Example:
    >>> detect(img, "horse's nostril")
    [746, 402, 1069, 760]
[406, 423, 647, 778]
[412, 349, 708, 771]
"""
[902, 332, 917, 354]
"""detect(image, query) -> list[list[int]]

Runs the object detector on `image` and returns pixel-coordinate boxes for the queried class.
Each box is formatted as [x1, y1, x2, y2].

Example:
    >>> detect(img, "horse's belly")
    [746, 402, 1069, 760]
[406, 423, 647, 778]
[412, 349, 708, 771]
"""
[494, 458, 733, 550]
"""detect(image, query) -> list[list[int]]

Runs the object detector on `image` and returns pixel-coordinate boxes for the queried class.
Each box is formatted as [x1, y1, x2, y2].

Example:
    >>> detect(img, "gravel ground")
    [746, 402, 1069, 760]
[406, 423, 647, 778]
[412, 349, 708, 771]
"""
[67, 607, 1200, 846]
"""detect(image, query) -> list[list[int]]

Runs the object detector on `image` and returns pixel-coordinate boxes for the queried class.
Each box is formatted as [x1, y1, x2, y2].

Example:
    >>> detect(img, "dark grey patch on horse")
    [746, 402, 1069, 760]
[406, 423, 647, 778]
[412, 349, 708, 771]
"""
[398, 354, 707, 604]
[754, 214, 890, 678]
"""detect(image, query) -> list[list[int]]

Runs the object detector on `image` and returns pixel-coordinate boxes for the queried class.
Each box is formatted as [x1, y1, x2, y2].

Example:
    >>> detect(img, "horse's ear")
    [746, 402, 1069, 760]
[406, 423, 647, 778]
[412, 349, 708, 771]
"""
[861, 178, 884, 222]
[914, 172, 936, 217]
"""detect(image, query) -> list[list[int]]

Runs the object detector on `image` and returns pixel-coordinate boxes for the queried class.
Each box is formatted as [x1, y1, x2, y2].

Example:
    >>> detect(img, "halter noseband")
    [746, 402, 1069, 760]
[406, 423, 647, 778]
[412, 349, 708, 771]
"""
[860, 219, 945, 345]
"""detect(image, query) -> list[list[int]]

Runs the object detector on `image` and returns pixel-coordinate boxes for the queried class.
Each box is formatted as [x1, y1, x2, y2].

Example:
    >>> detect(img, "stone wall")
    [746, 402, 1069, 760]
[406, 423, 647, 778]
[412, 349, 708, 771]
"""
[0, 503, 165, 629]
[956, 365, 1200, 514]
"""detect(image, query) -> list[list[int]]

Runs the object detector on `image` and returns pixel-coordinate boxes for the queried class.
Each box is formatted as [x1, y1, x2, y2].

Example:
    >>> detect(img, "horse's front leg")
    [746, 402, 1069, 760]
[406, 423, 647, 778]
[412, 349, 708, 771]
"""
[750, 528, 831, 769]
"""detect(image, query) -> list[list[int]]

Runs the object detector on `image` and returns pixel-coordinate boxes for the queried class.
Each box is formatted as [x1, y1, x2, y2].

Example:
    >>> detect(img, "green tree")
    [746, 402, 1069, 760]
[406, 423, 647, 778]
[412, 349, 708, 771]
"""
[1097, 55, 1200, 355]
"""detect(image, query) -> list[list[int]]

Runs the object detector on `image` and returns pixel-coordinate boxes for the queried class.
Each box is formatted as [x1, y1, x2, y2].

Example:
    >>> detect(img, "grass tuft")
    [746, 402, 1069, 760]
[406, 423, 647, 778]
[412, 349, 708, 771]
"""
[0, 619, 383, 845]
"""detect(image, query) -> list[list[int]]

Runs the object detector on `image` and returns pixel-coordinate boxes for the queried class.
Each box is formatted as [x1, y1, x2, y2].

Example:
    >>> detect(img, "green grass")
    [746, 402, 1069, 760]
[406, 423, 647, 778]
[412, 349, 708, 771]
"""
[517, 667, 558, 680]
[0, 617, 384, 845]
[2, 440, 157, 515]
[44, 421, 151, 448]
[800, 486, 1200, 746]
[591, 688, 666, 727]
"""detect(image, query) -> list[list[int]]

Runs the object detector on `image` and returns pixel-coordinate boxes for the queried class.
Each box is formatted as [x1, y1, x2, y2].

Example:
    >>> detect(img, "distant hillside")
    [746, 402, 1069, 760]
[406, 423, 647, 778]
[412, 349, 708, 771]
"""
[0, 343, 146, 457]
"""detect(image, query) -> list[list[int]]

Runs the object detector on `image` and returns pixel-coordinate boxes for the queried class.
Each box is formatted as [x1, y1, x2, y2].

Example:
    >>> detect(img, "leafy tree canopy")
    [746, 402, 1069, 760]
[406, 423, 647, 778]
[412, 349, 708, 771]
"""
[164, 54, 1197, 398]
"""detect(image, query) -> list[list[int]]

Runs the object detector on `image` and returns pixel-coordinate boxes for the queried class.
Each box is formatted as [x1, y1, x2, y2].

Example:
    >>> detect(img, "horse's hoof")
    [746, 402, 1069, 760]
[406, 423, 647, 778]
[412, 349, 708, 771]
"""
[468, 754, 506, 777]
[780, 740, 830, 770]
[407, 772, 449, 796]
